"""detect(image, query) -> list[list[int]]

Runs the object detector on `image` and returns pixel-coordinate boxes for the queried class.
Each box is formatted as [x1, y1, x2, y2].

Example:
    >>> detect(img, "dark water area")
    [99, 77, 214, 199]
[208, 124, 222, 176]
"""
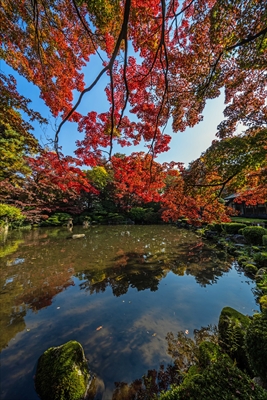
[0, 225, 259, 399]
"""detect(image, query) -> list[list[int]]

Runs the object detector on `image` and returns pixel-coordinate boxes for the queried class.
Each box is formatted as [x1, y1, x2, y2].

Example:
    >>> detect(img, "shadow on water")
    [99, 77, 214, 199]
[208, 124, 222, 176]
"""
[0, 225, 259, 399]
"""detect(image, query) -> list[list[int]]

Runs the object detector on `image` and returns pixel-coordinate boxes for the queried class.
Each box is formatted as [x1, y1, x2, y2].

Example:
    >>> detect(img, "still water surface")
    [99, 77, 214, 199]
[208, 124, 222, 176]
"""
[0, 225, 259, 399]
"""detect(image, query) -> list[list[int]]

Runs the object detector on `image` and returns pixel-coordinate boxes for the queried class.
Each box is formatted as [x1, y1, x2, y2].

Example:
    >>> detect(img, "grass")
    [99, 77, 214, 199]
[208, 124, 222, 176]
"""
[231, 217, 267, 224]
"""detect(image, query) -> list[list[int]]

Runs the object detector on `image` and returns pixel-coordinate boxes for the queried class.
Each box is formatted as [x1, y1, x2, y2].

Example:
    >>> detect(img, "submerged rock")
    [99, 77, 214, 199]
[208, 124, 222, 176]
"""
[231, 234, 247, 244]
[72, 234, 85, 239]
[35, 340, 90, 400]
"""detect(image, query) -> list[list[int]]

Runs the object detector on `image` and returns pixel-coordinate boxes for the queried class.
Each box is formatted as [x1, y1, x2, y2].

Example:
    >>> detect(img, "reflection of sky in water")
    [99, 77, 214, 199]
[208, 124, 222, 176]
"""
[0, 226, 260, 400]
[6, 257, 25, 266]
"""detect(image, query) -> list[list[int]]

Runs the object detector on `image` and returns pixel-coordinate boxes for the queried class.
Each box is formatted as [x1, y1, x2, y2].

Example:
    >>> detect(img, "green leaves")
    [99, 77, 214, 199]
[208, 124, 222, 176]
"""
[0, 204, 24, 224]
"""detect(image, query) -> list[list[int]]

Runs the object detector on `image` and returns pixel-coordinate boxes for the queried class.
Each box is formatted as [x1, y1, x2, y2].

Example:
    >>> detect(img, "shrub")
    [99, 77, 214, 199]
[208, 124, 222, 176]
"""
[222, 223, 247, 234]
[127, 207, 147, 223]
[107, 213, 125, 224]
[240, 226, 267, 245]
[198, 341, 229, 369]
[159, 358, 267, 400]
[245, 313, 267, 382]
[143, 210, 160, 224]
[0, 203, 24, 227]
[253, 252, 267, 268]
[41, 212, 72, 226]
[218, 307, 251, 371]
[207, 223, 222, 232]
[73, 212, 91, 225]
[259, 295, 267, 312]
[263, 235, 267, 247]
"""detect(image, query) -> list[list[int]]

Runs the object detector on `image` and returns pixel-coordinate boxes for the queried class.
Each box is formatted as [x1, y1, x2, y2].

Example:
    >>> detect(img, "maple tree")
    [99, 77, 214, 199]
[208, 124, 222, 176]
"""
[0, 0, 266, 222]
[0, 151, 96, 223]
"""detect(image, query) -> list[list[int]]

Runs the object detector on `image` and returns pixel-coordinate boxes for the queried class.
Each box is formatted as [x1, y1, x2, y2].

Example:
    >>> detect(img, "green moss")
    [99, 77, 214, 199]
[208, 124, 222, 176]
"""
[259, 295, 267, 311]
[159, 358, 267, 400]
[35, 341, 90, 400]
[245, 313, 267, 383]
[256, 273, 267, 291]
[237, 255, 250, 267]
[243, 263, 258, 276]
[218, 307, 251, 371]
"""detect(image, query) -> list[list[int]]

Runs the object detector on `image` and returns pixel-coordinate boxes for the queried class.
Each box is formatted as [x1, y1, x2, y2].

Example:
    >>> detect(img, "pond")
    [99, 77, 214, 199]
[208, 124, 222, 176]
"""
[0, 225, 259, 399]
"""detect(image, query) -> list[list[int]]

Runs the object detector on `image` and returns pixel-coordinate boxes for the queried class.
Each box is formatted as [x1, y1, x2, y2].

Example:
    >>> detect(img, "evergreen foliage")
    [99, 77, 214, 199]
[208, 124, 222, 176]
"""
[240, 226, 267, 245]
[245, 313, 267, 383]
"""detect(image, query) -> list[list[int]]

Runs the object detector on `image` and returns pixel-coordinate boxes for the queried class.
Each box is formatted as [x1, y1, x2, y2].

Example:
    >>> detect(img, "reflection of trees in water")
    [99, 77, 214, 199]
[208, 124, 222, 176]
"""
[111, 365, 181, 400]
[0, 232, 76, 351]
[176, 242, 231, 287]
[78, 252, 167, 296]
[0, 226, 232, 350]
[111, 326, 218, 400]
[78, 241, 232, 296]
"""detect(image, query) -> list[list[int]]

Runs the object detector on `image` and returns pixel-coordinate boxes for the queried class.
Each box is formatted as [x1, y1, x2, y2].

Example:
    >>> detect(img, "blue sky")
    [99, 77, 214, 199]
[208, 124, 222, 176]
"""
[1, 57, 225, 167]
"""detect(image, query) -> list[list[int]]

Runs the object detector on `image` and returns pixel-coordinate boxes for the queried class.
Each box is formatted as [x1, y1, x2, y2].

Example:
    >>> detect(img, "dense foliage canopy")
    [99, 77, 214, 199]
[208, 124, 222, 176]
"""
[0, 0, 266, 223]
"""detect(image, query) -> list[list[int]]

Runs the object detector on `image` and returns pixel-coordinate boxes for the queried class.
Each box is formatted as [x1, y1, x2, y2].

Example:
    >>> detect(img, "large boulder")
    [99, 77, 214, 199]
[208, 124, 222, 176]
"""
[218, 307, 251, 372]
[35, 341, 90, 400]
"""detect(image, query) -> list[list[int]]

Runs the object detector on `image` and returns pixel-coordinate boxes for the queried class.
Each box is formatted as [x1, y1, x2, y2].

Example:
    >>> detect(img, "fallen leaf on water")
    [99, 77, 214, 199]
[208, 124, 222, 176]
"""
[152, 333, 157, 337]
[96, 326, 103, 331]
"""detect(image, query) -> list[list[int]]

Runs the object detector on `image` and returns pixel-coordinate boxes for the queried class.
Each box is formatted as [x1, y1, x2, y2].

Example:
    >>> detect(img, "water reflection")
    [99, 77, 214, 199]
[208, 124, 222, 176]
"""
[0, 226, 259, 400]
[0, 226, 232, 351]
[111, 325, 218, 400]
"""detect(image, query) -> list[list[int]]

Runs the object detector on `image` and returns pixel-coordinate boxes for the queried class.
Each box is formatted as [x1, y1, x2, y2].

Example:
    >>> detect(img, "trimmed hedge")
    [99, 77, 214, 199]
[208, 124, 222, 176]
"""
[239, 226, 267, 245]
[222, 223, 247, 234]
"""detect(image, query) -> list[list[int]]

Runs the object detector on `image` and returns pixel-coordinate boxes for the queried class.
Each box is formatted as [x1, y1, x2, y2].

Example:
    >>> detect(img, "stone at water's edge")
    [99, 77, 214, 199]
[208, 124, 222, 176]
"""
[35, 341, 90, 400]
[72, 234, 85, 239]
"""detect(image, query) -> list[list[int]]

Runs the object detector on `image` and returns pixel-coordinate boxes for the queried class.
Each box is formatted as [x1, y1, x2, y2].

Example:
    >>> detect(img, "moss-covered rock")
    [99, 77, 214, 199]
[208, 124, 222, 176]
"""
[245, 313, 267, 383]
[35, 341, 90, 400]
[253, 252, 267, 268]
[259, 295, 267, 311]
[243, 263, 258, 276]
[159, 358, 267, 400]
[255, 268, 267, 282]
[256, 273, 267, 291]
[218, 307, 251, 371]
[237, 255, 250, 267]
